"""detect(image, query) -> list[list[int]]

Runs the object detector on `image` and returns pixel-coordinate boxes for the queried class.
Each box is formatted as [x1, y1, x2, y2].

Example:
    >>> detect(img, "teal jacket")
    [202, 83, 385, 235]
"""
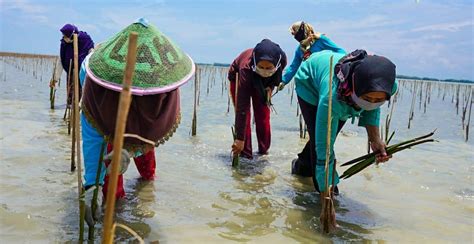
[282, 35, 345, 84]
[294, 50, 398, 191]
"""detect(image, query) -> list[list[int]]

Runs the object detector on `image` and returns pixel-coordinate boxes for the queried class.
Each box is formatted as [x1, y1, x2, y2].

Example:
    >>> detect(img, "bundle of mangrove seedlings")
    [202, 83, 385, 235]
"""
[340, 130, 437, 179]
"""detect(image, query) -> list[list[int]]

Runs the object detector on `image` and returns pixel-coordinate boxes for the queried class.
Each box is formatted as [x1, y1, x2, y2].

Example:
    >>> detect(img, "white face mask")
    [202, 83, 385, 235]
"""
[350, 92, 385, 111]
[255, 66, 276, 77]
[63, 36, 73, 43]
[252, 53, 281, 78]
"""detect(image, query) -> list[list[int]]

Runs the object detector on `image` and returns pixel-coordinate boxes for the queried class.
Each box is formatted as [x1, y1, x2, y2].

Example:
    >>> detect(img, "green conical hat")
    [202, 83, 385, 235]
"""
[87, 19, 194, 95]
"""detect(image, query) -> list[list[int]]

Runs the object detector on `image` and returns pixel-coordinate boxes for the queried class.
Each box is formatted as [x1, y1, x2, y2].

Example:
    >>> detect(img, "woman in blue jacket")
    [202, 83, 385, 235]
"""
[278, 21, 346, 179]
[280, 21, 345, 89]
[293, 49, 397, 199]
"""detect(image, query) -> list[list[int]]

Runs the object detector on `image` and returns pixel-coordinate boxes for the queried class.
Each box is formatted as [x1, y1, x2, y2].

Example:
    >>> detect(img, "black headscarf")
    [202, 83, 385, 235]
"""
[352, 55, 396, 98]
[251, 39, 287, 103]
[252, 39, 284, 68]
[294, 22, 306, 42]
[336, 49, 396, 105]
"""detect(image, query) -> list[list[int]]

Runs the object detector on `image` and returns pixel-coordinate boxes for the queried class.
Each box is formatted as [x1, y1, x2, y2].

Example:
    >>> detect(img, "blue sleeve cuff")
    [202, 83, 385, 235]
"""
[316, 163, 340, 192]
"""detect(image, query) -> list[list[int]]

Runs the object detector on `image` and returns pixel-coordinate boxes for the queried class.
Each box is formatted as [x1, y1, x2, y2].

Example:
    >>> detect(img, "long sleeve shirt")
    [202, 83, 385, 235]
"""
[228, 48, 287, 140]
[282, 35, 345, 84]
[60, 31, 94, 73]
[294, 50, 398, 191]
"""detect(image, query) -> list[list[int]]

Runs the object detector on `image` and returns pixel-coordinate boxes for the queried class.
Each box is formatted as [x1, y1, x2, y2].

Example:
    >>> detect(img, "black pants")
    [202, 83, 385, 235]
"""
[292, 96, 346, 191]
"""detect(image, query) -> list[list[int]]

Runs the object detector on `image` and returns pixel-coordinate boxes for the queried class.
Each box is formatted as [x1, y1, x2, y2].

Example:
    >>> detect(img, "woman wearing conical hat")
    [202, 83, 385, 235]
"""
[79, 19, 194, 226]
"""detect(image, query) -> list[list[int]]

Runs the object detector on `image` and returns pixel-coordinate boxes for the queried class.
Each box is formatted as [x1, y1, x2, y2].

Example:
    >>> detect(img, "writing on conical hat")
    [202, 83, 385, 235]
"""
[89, 22, 193, 89]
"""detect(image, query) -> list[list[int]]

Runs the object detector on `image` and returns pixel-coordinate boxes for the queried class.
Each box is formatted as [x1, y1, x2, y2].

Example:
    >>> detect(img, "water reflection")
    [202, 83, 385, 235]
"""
[209, 156, 283, 241]
[283, 173, 378, 242]
[114, 178, 156, 242]
[2, 60, 473, 243]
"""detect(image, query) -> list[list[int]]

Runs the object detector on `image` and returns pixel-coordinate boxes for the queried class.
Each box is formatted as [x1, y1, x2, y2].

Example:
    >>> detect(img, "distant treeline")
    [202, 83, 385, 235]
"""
[195, 62, 230, 67]
[396, 74, 473, 84]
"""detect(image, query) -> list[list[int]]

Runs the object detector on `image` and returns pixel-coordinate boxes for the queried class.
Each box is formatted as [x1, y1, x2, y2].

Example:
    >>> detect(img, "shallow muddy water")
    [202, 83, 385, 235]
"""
[0, 59, 472, 243]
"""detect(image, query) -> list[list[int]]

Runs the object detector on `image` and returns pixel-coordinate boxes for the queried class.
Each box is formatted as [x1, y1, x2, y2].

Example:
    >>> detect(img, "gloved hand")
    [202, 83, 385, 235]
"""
[104, 149, 131, 175]
[277, 82, 286, 91]
[83, 185, 103, 226]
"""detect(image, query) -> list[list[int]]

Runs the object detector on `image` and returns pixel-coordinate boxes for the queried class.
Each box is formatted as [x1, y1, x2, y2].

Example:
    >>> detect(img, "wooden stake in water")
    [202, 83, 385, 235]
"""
[462, 87, 471, 129]
[192, 65, 199, 136]
[73, 34, 85, 242]
[408, 82, 417, 129]
[231, 73, 240, 167]
[49, 59, 57, 109]
[466, 90, 472, 142]
[102, 32, 139, 244]
[321, 55, 337, 233]
[456, 85, 460, 114]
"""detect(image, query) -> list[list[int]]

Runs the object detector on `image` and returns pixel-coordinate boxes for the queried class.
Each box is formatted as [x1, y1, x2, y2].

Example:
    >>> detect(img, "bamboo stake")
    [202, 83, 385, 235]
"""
[386, 96, 396, 142]
[192, 65, 199, 136]
[418, 81, 423, 110]
[456, 85, 460, 114]
[321, 55, 336, 233]
[206, 68, 210, 95]
[71, 101, 76, 172]
[442, 83, 446, 101]
[462, 87, 471, 129]
[466, 91, 472, 142]
[423, 83, 429, 114]
[231, 73, 240, 167]
[102, 32, 139, 244]
[427, 83, 431, 104]
[73, 34, 85, 242]
[197, 66, 201, 107]
[408, 82, 417, 129]
[49, 60, 57, 109]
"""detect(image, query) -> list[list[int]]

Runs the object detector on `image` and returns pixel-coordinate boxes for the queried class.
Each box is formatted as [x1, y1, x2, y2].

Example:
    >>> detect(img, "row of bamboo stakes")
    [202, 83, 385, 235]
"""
[186, 67, 472, 142]
[4, 50, 470, 141]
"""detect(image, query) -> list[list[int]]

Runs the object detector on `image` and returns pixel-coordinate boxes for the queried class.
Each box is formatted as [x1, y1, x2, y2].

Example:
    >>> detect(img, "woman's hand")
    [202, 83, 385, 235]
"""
[370, 139, 392, 163]
[365, 125, 392, 163]
[232, 139, 244, 156]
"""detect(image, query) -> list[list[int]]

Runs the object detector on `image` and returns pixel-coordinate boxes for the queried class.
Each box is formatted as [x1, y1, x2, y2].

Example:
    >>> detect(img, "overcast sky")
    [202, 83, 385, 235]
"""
[1, 0, 473, 80]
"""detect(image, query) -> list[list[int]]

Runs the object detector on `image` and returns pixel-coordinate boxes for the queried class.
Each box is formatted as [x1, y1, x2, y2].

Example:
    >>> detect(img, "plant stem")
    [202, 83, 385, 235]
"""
[88, 142, 106, 240]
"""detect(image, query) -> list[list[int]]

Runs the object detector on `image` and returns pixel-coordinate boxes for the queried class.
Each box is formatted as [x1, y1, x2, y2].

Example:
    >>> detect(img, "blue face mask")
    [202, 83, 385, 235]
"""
[350, 92, 385, 111]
